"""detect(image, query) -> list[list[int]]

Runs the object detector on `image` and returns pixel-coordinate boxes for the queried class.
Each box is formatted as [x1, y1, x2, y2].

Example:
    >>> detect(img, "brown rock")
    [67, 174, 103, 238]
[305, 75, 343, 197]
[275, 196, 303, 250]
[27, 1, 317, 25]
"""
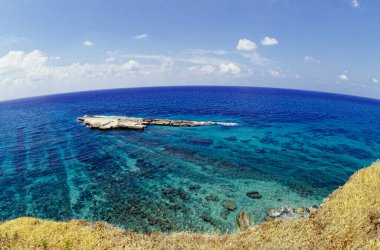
[205, 194, 218, 201]
[246, 191, 262, 199]
[222, 200, 237, 211]
[236, 210, 250, 230]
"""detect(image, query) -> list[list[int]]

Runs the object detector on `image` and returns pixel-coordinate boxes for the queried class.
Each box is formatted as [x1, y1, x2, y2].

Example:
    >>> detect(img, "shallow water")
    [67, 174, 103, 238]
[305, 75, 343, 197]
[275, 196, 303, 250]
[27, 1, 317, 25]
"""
[0, 86, 379, 233]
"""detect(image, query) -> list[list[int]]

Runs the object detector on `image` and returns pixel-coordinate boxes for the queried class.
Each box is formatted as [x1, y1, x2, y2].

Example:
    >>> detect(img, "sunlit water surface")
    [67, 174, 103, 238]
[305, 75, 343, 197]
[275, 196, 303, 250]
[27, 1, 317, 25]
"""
[1, 86, 379, 232]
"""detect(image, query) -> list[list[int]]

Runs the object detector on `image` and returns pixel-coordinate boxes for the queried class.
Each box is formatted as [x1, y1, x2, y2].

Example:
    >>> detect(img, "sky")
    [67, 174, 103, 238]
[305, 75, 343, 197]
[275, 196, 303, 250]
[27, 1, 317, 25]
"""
[0, 0, 379, 101]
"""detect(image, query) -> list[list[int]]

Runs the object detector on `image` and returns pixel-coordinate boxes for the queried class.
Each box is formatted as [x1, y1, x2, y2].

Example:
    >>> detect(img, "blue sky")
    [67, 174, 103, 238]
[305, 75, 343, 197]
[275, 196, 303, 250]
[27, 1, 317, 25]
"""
[0, 0, 379, 100]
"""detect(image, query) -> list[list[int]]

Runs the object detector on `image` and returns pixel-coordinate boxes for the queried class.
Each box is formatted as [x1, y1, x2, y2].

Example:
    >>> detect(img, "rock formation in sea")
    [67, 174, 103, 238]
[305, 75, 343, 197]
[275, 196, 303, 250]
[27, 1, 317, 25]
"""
[236, 210, 251, 230]
[78, 115, 238, 130]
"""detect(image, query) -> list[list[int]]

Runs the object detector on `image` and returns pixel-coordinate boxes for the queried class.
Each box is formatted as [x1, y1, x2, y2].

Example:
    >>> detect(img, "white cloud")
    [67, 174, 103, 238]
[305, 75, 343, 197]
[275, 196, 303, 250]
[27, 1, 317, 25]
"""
[236, 39, 257, 51]
[188, 65, 216, 74]
[338, 74, 349, 81]
[235, 39, 272, 66]
[269, 69, 281, 78]
[351, 0, 360, 8]
[261, 36, 278, 46]
[83, 40, 93, 47]
[0, 50, 49, 86]
[373, 77, 378, 84]
[200, 65, 216, 74]
[123, 54, 174, 73]
[133, 33, 149, 40]
[122, 60, 140, 71]
[0, 50, 47, 73]
[55, 56, 61, 60]
[304, 55, 321, 64]
[219, 63, 241, 75]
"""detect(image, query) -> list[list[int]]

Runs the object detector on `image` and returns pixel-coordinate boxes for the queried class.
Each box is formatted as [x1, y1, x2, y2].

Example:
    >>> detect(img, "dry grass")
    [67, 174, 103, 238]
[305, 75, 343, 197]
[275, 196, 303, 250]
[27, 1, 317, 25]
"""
[1, 162, 380, 249]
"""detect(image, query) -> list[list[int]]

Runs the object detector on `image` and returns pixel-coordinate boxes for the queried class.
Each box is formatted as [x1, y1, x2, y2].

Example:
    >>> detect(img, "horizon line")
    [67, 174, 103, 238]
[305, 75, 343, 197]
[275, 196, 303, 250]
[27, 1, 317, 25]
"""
[1, 84, 380, 104]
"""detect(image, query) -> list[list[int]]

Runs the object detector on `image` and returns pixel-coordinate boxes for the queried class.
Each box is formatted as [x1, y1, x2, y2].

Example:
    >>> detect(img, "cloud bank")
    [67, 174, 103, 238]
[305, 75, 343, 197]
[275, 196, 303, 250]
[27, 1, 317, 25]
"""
[0, 48, 257, 100]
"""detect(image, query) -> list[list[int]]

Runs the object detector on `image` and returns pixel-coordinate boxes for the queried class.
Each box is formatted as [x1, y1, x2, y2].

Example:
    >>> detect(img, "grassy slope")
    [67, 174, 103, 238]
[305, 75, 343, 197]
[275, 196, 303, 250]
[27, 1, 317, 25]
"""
[1, 162, 380, 249]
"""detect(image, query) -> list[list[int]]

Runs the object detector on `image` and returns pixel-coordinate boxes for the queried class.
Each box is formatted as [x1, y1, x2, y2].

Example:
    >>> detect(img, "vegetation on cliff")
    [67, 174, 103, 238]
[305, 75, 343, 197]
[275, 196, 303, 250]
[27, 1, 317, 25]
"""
[1, 162, 380, 249]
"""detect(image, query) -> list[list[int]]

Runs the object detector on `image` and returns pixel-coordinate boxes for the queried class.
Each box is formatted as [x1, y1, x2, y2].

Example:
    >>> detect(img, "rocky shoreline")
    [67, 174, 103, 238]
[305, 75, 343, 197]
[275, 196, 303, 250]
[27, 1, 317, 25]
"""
[78, 115, 238, 130]
[2, 162, 380, 249]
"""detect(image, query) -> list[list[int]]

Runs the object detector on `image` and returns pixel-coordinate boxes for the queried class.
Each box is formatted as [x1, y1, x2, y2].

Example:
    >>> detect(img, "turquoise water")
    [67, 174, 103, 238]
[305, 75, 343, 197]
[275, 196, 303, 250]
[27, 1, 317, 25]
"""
[0, 86, 379, 233]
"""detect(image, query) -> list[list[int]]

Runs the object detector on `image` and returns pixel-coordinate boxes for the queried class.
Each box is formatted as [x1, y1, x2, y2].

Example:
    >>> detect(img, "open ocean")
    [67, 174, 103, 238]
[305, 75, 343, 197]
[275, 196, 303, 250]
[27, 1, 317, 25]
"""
[0, 86, 379, 233]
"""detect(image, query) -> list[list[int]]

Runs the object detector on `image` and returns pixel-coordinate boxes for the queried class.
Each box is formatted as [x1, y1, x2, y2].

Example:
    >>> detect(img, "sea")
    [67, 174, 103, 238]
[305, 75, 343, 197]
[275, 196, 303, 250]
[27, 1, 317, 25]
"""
[0, 86, 379, 233]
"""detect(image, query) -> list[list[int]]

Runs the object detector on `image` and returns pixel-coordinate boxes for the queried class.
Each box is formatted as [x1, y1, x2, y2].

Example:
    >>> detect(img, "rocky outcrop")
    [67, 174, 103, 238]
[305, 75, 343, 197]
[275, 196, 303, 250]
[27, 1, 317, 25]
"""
[78, 115, 238, 130]
[236, 210, 251, 230]
[78, 116, 147, 130]
[263, 205, 319, 222]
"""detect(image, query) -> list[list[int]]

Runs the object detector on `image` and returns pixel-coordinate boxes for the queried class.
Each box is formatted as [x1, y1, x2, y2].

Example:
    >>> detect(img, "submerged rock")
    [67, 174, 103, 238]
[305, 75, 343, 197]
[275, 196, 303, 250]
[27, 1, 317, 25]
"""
[201, 214, 223, 229]
[162, 187, 190, 202]
[224, 136, 238, 142]
[256, 149, 266, 154]
[162, 188, 177, 195]
[240, 139, 252, 143]
[167, 203, 182, 211]
[222, 200, 237, 211]
[246, 191, 262, 199]
[202, 215, 213, 223]
[205, 194, 218, 202]
[187, 138, 213, 146]
[220, 209, 230, 220]
[147, 218, 159, 225]
[188, 184, 201, 190]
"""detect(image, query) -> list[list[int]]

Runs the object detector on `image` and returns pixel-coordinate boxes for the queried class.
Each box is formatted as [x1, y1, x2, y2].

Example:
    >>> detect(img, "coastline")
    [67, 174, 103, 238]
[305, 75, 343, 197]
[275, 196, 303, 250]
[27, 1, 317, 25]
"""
[1, 161, 379, 249]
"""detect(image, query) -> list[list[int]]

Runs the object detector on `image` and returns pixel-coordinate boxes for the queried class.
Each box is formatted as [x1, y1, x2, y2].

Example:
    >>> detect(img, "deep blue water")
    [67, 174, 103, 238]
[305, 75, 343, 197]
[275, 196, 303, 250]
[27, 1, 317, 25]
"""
[0, 86, 380, 233]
